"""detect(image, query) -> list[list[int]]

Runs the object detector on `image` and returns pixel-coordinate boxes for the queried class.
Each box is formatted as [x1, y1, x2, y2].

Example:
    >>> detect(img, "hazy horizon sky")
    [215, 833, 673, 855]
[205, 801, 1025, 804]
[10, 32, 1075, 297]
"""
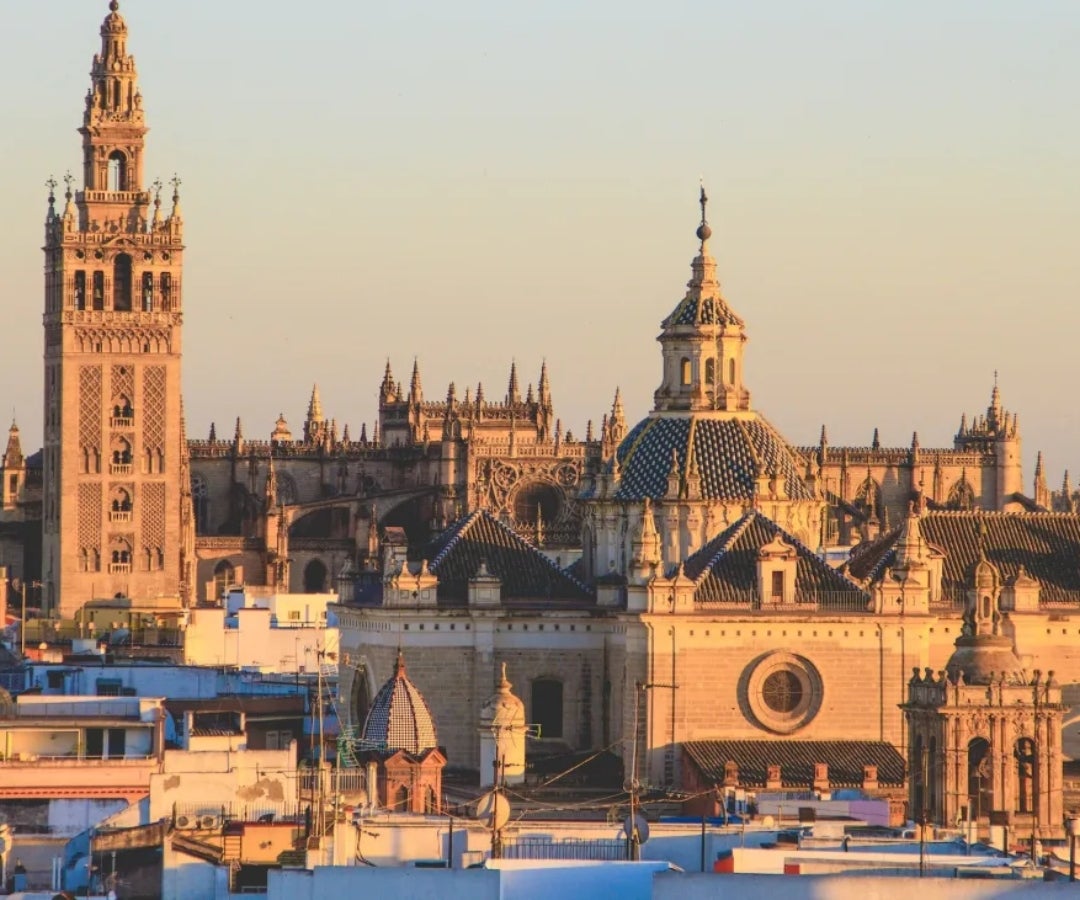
[2, 1, 1078, 484]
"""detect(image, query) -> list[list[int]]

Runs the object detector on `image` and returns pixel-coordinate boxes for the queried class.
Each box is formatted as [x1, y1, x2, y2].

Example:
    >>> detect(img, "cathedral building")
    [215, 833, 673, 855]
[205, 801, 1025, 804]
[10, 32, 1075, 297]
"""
[5, 2, 1080, 825]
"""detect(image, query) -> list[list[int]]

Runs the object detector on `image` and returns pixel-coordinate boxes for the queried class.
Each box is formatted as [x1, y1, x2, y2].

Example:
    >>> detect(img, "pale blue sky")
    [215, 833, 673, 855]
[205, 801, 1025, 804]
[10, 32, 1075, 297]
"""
[2, 1, 1078, 481]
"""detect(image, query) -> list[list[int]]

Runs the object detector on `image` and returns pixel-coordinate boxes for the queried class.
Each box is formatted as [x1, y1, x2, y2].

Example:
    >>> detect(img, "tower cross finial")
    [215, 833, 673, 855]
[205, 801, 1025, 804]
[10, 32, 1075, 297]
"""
[170, 173, 182, 198]
[695, 180, 712, 244]
[45, 176, 57, 201]
[63, 171, 75, 199]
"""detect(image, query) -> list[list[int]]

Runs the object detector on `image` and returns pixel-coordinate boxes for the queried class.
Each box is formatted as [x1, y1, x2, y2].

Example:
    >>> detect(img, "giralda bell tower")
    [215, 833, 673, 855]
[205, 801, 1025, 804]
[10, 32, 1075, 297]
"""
[43, 1, 187, 617]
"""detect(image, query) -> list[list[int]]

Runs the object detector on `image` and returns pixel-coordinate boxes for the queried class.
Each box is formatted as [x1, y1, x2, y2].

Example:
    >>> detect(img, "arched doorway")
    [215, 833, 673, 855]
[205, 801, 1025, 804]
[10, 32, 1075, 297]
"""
[304, 559, 328, 593]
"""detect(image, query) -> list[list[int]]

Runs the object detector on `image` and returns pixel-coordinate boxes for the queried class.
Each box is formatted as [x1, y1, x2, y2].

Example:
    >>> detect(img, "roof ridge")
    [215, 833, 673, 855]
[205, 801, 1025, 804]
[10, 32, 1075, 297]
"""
[764, 515, 869, 594]
[429, 509, 483, 570]
[690, 510, 757, 586]
[480, 510, 594, 595]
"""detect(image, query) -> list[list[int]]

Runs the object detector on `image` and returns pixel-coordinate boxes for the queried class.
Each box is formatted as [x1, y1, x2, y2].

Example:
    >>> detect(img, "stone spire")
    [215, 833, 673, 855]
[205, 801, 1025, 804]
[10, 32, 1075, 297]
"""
[1034, 451, 1050, 510]
[409, 359, 423, 404]
[507, 361, 521, 405]
[871, 427, 880, 450]
[303, 384, 325, 443]
[208, 421, 217, 442]
[987, 372, 1002, 433]
[538, 360, 552, 408]
[609, 387, 626, 444]
[3, 421, 24, 470]
[307, 383, 324, 421]
[380, 360, 396, 403]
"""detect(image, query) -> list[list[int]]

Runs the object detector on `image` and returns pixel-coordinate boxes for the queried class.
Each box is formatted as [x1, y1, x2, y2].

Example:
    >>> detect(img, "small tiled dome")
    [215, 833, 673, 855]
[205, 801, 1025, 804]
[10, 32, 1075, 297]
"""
[361, 651, 438, 755]
[611, 414, 814, 503]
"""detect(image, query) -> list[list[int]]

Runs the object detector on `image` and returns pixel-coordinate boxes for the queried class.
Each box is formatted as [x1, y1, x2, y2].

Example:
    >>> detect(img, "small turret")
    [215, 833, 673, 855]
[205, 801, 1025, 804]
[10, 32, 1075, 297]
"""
[303, 384, 325, 443]
[379, 360, 396, 403]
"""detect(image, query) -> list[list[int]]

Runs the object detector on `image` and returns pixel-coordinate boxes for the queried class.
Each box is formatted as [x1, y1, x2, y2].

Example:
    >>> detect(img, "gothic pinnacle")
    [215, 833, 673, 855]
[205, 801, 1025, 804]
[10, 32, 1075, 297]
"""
[507, 361, 520, 405]
[307, 384, 324, 422]
[410, 359, 423, 404]
[538, 360, 552, 406]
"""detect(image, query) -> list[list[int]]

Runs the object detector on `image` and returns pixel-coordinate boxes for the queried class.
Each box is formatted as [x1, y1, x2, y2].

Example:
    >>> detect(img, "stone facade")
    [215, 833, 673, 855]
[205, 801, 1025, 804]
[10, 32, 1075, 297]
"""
[40, 1, 190, 617]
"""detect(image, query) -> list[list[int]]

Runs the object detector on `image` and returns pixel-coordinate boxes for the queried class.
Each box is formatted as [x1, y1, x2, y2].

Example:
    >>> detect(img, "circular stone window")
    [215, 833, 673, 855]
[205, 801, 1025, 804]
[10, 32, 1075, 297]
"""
[745, 652, 822, 735]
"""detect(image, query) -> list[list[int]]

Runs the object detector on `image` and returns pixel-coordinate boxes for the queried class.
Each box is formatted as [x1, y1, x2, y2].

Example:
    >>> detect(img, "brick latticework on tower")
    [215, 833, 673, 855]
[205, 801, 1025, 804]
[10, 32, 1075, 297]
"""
[41, 1, 187, 616]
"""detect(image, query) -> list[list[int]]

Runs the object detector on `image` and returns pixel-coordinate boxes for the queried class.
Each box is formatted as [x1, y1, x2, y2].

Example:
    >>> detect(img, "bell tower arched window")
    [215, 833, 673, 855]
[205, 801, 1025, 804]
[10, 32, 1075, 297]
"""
[107, 151, 127, 191]
[704, 358, 716, 385]
[680, 358, 692, 386]
[113, 254, 133, 312]
[160, 272, 172, 311]
[142, 272, 154, 311]
[728, 358, 736, 385]
[74, 271, 87, 311]
[92, 272, 105, 311]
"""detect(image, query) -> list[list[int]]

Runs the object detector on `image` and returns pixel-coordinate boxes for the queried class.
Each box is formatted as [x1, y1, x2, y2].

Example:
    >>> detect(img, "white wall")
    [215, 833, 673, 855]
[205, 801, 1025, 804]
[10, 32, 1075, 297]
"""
[653, 874, 1080, 900]
[184, 606, 338, 673]
[150, 747, 296, 822]
[268, 867, 500, 900]
[48, 798, 128, 836]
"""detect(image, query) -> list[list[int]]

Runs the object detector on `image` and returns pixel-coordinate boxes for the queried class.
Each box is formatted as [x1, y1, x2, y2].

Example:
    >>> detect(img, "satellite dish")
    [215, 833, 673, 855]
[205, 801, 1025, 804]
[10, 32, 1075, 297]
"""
[621, 814, 650, 845]
[476, 790, 510, 832]
[761, 815, 775, 829]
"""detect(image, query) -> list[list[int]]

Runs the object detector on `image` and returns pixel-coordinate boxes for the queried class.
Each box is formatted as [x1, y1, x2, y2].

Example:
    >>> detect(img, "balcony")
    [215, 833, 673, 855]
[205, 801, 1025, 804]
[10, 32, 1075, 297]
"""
[110, 463, 133, 475]
[109, 563, 132, 575]
[109, 511, 133, 523]
[110, 417, 134, 429]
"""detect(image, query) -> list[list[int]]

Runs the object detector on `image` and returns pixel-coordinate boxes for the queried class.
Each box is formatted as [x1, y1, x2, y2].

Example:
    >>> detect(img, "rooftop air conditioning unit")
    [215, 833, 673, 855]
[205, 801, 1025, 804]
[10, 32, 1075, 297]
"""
[198, 815, 220, 830]
[175, 815, 197, 830]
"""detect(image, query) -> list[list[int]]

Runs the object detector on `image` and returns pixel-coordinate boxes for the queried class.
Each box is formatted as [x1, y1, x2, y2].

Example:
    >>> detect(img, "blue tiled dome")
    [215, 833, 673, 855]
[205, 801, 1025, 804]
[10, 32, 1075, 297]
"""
[611, 414, 813, 503]
[361, 652, 439, 755]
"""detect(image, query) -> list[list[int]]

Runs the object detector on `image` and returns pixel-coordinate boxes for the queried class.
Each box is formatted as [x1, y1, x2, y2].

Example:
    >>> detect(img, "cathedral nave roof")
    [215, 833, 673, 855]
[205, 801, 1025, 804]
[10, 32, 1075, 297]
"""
[847, 511, 1080, 603]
